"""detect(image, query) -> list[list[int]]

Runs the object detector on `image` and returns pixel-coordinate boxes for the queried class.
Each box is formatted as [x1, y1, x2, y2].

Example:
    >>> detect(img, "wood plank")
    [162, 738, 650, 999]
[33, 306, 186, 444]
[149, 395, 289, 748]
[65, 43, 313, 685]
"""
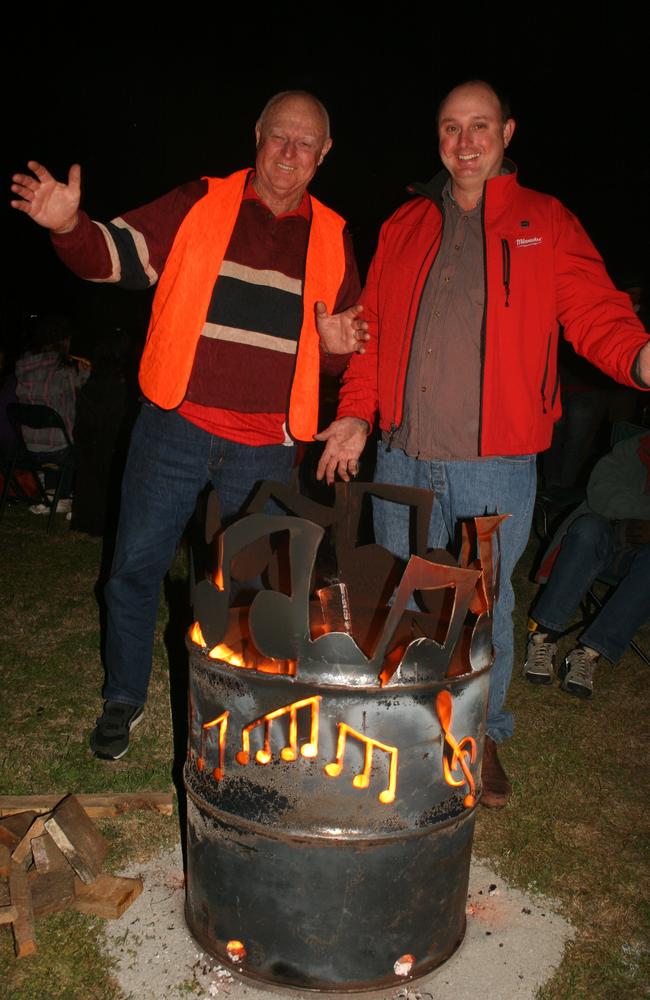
[0, 880, 10, 906]
[0, 903, 18, 925]
[73, 874, 143, 919]
[0, 844, 10, 877]
[9, 861, 36, 957]
[28, 867, 76, 918]
[11, 815, 49, 868]
[0, 792, 173, 819]
[0, 812, 37, 850]
[44, 795, 107, 884]
[31, 833, 70, 875]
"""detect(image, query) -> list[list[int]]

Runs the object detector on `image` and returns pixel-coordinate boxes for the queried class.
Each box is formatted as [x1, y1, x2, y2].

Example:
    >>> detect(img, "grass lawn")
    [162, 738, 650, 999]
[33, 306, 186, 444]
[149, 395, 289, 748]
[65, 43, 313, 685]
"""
[0, 504, 648, 998]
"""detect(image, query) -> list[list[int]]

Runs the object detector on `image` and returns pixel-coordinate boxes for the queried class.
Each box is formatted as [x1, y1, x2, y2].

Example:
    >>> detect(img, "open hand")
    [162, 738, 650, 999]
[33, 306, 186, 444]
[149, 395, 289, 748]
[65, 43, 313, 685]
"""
[11, 161, 81, 233]
[315, 301, 369, 355]
[314, 417, 370, 485]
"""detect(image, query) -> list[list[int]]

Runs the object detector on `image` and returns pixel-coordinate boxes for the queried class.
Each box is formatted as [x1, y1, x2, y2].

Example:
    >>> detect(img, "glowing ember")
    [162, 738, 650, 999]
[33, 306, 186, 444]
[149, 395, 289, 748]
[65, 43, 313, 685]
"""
[393, 953, 415, 976]
[236, 697, 321, 766]
[435, 690, 477, 807]
[324, 723, 398, 805]
[226, 939, 246, 962]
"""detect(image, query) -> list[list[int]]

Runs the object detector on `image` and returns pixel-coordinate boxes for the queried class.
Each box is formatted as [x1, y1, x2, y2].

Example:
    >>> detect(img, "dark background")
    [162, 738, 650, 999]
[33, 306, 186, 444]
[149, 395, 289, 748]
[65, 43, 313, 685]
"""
[2, 8, 647, 354]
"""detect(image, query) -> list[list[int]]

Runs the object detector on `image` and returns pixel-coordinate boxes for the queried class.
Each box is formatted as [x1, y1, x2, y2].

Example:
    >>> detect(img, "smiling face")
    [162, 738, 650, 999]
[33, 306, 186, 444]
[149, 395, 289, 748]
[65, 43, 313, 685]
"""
[438, 83, 515, 208]
[254, 95, 332, 215]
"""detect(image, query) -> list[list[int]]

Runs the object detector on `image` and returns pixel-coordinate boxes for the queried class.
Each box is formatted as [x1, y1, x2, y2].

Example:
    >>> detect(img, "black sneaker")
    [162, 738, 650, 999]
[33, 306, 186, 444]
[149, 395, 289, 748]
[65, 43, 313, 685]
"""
[90, 701, 144, 760]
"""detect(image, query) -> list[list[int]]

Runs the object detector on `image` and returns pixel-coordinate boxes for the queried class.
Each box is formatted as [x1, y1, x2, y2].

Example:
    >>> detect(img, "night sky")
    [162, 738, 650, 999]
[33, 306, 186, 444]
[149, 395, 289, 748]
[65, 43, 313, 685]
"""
[3, 11, 647, 353]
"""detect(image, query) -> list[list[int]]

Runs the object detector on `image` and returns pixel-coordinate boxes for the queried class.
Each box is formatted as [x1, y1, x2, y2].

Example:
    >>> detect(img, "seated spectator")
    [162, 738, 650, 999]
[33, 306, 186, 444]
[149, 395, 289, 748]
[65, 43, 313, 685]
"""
[524, 431, 650, 698]
[15, 315, 89, 512]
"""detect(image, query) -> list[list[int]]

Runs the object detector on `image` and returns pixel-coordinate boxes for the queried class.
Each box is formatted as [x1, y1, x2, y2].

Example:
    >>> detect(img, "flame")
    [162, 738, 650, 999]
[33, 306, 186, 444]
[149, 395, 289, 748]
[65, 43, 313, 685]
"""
[190, 622, 295, 674]
[209, 643, 248, 668]
[214, 568, 224, 590]
[190, 621, 206, 647]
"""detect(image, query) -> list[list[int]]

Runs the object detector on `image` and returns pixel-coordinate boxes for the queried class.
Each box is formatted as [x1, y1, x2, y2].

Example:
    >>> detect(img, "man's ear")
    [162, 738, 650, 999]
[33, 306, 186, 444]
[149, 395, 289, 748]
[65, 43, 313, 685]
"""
[503, 118, 516, 149]
[318, 137, 333, 166]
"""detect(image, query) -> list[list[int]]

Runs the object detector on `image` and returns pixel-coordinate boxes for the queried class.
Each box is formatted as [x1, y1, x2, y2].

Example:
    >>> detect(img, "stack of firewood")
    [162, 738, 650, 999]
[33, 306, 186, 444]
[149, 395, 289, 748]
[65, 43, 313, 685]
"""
[0, 792, 171, 957]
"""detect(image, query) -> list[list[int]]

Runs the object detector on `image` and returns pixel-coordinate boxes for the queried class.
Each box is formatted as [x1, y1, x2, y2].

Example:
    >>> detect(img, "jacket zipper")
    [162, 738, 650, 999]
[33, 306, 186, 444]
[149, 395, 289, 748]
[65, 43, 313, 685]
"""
[540, 331, 552, 414]
[501, 238, 511, 307]
[477, 195, 488, 455]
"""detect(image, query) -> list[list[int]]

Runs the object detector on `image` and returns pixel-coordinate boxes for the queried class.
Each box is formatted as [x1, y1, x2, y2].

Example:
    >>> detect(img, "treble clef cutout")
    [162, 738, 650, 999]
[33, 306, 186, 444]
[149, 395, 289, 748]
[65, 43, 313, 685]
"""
[435, 689, 476, 808]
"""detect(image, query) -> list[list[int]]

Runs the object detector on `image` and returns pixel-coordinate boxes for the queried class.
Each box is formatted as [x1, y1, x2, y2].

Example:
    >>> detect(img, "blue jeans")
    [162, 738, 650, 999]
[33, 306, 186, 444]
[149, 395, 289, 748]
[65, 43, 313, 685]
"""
[374, 443, 537, 743]
[104, 404, 294, 706]
[532, 513, 650, 662]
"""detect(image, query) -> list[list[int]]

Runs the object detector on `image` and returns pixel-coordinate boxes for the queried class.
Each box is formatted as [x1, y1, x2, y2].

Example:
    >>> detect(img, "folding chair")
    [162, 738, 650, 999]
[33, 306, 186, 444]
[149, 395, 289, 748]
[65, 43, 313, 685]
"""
[0, 403, 75, 532]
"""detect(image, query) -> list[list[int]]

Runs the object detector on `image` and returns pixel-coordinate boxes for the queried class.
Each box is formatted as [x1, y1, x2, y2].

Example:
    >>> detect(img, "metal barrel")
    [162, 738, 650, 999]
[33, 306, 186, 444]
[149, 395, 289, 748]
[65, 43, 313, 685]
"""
[184, 635, 490, 992]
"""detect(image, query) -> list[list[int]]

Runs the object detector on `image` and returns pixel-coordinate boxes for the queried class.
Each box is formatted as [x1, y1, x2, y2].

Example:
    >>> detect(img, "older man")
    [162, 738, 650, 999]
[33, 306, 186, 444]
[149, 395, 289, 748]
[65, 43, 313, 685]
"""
[12, 90, 365, 760]
[316, 80, 650, 808]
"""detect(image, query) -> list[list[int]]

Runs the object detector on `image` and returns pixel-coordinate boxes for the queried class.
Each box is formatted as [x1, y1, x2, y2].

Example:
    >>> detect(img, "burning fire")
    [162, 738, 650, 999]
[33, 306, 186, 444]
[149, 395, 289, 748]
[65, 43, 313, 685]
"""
[190, 621, 295, 675]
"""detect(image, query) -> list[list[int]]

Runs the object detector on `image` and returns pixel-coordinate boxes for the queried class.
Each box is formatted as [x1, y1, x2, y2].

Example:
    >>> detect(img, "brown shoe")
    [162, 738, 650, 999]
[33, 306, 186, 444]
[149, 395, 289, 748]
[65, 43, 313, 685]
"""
[480, 736, 511, 809]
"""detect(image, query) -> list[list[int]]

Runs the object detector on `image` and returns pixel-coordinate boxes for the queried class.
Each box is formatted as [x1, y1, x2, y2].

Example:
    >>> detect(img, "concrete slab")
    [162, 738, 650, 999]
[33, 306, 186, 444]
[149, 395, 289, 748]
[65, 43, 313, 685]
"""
[103, 845, 573, 1000]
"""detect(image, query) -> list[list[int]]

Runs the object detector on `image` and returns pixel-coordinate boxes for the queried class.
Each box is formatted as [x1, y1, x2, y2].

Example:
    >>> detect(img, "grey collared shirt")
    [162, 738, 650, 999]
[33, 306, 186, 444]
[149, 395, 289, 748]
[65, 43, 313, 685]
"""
[388, 182, 484, 460]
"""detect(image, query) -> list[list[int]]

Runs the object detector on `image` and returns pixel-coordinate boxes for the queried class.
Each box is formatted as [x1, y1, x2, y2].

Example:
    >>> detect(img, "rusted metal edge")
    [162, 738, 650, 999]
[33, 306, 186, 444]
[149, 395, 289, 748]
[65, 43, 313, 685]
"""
[191, 649, 493, 692]
[185, 783, 477, 846]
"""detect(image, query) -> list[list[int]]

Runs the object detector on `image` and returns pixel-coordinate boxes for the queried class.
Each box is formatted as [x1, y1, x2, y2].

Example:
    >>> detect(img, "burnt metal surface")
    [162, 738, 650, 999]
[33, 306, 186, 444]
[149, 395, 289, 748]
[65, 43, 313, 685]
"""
[185, 493, 506, 992]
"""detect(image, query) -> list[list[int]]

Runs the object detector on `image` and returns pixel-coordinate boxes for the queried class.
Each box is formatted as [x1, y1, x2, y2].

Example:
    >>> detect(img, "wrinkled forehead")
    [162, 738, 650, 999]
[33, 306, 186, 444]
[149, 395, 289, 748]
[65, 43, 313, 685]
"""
[438, 84, 503, 127]
[259, 97, 328, 139]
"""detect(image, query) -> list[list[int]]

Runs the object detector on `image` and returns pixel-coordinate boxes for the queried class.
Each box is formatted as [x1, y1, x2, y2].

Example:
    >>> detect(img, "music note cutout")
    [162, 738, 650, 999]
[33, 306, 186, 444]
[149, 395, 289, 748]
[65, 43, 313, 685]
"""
[235, 697, 321, 766]
[435, 690, 476, 808]
[324, 723, 398, 805]
[197, 711, 230, 781]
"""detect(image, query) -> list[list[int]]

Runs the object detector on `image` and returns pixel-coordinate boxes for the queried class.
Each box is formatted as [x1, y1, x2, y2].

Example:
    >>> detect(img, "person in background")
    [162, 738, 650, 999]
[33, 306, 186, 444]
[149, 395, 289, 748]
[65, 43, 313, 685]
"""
[15, 315, 89, 513]
[524, 432, 650, 697]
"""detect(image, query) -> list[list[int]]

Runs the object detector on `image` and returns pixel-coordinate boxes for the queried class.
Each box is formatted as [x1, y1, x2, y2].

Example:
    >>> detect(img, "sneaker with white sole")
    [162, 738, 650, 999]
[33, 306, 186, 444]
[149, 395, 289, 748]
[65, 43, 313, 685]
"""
[90, 701, 144, 760]
[558, 647, 598, 699]
[523, 632, 557, 685]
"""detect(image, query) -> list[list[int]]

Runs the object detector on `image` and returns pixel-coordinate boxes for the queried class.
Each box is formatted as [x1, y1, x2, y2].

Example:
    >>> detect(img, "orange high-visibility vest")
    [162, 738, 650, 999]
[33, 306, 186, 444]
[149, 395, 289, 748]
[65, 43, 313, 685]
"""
[138, 169, 347, 441]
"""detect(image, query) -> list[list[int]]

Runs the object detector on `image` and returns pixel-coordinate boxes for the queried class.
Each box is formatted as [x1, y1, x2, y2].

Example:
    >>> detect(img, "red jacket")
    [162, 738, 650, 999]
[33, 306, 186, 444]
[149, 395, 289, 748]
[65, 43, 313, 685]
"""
[337, 167, 649, 456]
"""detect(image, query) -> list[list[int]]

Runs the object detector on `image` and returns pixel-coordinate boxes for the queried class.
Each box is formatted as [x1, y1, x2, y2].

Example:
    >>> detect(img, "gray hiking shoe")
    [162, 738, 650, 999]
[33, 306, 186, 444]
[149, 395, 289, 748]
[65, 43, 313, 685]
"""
[559, 647, 598, 699]
[523, 632, 557, 685]
[90, 701, 144, 760]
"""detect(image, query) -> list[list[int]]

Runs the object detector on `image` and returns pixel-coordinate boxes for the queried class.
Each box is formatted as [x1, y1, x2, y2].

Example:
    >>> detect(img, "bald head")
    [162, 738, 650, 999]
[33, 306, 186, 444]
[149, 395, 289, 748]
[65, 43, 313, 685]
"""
[257, 90, 330, 141]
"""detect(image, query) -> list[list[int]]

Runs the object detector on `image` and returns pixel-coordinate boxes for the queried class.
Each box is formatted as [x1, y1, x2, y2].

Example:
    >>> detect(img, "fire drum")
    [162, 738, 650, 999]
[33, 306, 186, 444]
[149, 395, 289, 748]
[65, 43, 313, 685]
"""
[184, 507, 505, 992]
